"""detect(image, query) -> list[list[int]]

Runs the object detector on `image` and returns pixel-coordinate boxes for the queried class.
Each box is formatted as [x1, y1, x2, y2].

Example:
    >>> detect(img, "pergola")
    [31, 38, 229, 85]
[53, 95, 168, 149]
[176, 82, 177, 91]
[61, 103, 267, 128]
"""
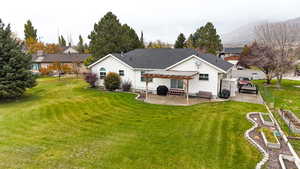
[142, 70, 198, 104]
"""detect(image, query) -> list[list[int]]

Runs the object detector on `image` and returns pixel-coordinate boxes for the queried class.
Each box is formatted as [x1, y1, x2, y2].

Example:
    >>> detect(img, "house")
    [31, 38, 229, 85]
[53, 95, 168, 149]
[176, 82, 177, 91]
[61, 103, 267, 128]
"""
[88, 48, 233, 98]
[31, 51, 90, 73]
[63, 46, 79, 54]
[219, 47, 243, 58]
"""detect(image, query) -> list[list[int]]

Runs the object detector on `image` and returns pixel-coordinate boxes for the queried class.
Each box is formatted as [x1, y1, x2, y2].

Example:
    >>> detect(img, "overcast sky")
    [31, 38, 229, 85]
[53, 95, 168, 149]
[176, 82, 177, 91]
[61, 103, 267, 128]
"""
[1, 0, 299, 44]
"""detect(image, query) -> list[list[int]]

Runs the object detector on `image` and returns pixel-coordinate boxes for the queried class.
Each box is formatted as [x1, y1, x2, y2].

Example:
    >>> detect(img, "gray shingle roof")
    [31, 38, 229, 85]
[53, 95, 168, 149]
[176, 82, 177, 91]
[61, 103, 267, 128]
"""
[222, 47, 243, 54]
[32, 53, 90, 63]
[113, 48, 233, 72]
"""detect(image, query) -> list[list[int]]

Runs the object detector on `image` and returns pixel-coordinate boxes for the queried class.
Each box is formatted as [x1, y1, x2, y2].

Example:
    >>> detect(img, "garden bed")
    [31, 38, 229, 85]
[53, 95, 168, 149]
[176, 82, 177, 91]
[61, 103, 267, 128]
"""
[279, 154, 299, 169]
[279, 109, 300, 134]
[260, 127, 281, 149]
[259, 112, 274, 126]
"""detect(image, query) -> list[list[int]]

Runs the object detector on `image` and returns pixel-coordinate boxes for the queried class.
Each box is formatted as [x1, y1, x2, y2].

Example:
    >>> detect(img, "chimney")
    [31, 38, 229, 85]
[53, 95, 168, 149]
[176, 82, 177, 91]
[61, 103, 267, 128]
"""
[37, 50, 44, 56]
[121, 51, 124, 57]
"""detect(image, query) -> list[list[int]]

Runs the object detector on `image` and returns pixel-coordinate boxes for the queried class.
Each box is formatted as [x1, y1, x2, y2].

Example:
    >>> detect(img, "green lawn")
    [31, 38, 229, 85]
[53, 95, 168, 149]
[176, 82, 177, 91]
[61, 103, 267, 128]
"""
[0, 77, 266, 169]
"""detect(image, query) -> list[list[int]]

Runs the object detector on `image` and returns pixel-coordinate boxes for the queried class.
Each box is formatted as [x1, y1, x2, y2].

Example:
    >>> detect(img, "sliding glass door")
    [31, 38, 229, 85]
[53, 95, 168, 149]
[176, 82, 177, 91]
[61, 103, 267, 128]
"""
[171, 79, 183, 89]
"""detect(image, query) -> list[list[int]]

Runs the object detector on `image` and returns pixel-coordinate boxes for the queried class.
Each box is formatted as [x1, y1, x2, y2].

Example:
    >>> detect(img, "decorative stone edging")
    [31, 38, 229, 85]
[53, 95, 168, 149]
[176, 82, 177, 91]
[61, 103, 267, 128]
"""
[245, 112, 269, 169]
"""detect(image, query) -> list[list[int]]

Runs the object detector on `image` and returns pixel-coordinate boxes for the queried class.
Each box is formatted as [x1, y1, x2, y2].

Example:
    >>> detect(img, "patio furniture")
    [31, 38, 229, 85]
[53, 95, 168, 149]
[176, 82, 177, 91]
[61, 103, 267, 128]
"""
[198, 91, 212, 99]
[168, 88, 185, 96]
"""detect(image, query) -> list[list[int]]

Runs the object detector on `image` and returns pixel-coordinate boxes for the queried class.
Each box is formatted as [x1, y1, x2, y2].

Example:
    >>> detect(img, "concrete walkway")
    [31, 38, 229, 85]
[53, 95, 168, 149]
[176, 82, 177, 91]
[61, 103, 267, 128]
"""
[230, 92, 264, 104]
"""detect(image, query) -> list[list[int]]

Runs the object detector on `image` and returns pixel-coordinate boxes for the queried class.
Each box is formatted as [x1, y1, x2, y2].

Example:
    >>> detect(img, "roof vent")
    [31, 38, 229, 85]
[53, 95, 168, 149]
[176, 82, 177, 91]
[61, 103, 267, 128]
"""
[121, 51, 125, 57]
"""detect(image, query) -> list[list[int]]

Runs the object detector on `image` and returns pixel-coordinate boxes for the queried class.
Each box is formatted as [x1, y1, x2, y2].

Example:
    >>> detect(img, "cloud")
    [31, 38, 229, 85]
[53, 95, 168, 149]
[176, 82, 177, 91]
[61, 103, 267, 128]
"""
[1, 0, 299, 44]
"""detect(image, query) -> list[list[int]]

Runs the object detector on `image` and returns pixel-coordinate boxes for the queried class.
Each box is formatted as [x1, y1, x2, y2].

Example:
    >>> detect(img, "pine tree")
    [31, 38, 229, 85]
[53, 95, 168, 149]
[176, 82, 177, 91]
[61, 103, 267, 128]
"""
[24, 20, 37, 41]
[174, 33, 186, 48]
[58, 35, 66, 47]
[77, 35, 85, 53]
[0, 19, 36, 99]
[185, 34, 196, 48]
[193, 22, 223, 55]
[140, 31, 145, 48]
[88, 12, 141, 65]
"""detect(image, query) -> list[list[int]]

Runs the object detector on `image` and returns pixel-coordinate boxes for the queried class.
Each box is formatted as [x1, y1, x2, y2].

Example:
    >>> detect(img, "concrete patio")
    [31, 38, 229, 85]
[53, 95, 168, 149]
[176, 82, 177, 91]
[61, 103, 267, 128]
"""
[230, 92, 264, 104]
[141, 94, 223, 106]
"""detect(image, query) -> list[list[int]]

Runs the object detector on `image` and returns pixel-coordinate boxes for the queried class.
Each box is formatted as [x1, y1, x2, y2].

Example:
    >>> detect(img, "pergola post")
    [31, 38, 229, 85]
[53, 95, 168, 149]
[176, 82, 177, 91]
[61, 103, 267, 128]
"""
[186, 79, 189, 104]
[145, 79, 148, 101]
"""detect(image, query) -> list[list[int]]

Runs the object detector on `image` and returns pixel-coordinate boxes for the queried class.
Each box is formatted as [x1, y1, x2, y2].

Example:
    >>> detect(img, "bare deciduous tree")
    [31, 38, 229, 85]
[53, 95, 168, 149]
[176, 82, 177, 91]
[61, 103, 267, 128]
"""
[239, 42, 276, 84]
[254, 22, 299, 87]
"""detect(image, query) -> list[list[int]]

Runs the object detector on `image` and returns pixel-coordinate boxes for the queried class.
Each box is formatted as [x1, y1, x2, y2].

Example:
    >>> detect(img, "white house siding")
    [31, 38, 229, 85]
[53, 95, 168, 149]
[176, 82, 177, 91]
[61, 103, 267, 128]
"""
[133, 70, 170, 93]
[91, 55, 226, 97]
[168, 57, 221, 96]
[90, 56, 135, 86]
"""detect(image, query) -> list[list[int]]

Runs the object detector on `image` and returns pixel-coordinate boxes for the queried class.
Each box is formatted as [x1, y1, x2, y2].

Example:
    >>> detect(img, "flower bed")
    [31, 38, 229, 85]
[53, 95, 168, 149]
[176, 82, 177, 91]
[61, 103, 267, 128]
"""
[279, 109, 300, 134]
[259, 113, 274, 126]
[260, 127, 281, 149]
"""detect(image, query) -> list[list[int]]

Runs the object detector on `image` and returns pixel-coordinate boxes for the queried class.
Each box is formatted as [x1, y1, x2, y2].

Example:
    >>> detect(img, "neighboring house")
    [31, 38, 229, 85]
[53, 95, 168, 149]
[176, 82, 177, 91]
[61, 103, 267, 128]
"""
[88, 48, 233, 98]
[224, 56, 240, 70]
[63, 46, 79, 54]
[219, 47, 243, 58]
[31, 51, 90, 73]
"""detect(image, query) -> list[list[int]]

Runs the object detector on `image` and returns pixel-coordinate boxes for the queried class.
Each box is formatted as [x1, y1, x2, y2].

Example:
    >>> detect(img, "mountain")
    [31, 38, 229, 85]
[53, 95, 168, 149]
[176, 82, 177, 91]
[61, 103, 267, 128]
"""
[221, 17, 300, 46]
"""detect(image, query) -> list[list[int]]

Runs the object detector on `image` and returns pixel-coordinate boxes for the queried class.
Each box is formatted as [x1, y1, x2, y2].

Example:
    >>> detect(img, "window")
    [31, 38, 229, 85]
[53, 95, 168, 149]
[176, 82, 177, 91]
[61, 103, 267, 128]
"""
[32, 63, 40, 70]
[119, 70, 124, 76]
[100, 67, 106, 79]
[199, 74, 209, 80]
[141, 71, 152, 82]
[171, 79, 184, 89]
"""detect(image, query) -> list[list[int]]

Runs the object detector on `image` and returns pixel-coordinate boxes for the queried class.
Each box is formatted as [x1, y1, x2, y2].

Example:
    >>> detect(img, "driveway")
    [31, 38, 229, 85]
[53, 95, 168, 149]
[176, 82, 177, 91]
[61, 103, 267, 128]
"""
[230, 92, 264, 104]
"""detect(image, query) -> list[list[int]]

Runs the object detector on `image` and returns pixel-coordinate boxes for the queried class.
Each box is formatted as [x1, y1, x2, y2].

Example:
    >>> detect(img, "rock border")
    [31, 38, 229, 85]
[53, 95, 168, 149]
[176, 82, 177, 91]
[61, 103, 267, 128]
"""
[245, 112, 269, 169]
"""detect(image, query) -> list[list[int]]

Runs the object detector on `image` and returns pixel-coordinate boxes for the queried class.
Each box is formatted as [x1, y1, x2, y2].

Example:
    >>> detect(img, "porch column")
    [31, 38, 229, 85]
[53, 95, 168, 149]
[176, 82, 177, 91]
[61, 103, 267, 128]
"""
[186, 79, 189, 104]
[145, 79, 148, 101]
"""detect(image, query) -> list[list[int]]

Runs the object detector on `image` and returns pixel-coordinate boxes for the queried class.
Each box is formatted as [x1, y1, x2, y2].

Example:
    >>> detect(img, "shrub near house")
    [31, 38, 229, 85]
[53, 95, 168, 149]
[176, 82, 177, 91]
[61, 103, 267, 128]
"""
[104, 72, 121, 91]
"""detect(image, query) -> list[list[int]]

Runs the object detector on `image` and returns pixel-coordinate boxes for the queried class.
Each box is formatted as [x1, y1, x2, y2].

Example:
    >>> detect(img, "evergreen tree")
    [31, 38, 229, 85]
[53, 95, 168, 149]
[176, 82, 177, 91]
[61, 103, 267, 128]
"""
[88, 12, 141, 65]
[58, 35, 66, 47]
[193, 22, 223, 55]
[140, 31, 145, 48]
[0, 19, 36, 99]
[185, 34, 196, 48]
[174, 33, 186, 48]
[24, 20, 37, 41]
[77, 35, 85, 53]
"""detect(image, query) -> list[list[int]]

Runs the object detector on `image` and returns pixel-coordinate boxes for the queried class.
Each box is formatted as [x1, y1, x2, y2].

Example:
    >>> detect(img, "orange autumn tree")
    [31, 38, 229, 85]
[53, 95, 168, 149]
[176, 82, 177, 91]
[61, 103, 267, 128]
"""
[25, 38, 62, 54]
[44, 44, 62, 54]
[48, 62, 72, 79]
[25, 37, 45, 54]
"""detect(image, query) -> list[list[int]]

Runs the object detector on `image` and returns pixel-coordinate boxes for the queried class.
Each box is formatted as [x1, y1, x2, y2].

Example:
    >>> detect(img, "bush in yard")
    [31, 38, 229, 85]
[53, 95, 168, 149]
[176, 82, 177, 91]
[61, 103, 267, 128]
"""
[84, 73, 97, 88]
[104, 72, 121, 91]
[39, 67, 51, 75]
[121, 80, 132, 92]
[0, 19, 36, 99]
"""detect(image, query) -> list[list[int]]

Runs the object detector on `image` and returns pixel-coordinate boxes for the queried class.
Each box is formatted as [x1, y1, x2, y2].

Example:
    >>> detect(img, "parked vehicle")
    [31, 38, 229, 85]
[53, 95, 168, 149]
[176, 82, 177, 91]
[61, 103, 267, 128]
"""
[238, 77, 251, 88]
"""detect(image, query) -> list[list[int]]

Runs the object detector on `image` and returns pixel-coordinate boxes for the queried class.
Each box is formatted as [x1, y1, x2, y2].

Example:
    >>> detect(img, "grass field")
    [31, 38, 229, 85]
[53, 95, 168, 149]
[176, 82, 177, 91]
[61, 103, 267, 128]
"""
[0, 77, 267, 169]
